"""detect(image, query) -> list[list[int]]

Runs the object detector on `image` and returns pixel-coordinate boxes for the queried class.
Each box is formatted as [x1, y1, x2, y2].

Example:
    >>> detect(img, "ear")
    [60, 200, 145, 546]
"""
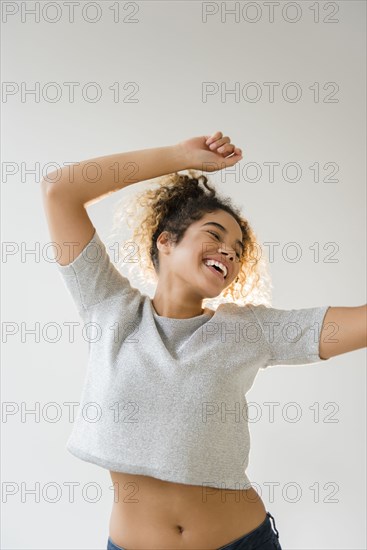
[156, 231, 173, 254]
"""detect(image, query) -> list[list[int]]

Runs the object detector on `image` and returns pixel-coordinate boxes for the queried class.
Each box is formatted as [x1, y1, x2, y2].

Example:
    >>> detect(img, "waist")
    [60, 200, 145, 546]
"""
[109, 471, 267, 550]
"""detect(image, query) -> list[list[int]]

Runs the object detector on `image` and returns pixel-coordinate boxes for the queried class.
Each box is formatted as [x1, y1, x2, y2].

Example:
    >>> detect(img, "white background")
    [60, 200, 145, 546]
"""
[2, 1, 366, 548]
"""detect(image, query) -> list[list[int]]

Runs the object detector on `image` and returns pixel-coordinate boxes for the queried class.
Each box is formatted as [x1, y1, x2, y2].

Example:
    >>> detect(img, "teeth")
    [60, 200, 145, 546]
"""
[204, 259, 227, 278]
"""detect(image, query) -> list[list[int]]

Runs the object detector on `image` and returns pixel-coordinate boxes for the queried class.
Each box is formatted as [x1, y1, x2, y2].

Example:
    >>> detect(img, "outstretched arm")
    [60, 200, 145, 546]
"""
[319, 305, 367, 360]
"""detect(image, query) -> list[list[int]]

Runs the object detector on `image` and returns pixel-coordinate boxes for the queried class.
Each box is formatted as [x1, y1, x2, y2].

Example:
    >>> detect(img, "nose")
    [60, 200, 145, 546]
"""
[218, 247, 235, 261]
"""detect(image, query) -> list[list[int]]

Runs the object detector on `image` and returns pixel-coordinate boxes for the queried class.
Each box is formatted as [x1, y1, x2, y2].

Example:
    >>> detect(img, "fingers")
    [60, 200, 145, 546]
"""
[205, 131, 223, 146]
[208, 136, 230, 151]
[205, 132, 242, 157]
[224, 150, 243, 167]
[217, 142, 234, 155]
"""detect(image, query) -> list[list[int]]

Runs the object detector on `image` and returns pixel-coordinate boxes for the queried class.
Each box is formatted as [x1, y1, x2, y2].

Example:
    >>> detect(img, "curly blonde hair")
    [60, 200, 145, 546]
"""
[109, 170, 272, 309]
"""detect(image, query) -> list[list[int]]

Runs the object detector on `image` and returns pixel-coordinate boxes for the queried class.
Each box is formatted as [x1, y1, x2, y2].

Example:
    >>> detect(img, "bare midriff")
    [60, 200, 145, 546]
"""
[109, 471, 267, 550]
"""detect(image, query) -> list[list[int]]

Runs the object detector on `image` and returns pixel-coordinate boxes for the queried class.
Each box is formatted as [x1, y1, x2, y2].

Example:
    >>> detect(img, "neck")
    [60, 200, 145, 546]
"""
[151, 299, 205, 319]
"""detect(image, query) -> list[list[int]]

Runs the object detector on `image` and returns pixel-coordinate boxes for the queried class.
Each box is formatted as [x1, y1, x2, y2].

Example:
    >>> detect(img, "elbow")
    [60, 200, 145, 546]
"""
[41, 177, 51, 196]
[41, 172, 65, 198]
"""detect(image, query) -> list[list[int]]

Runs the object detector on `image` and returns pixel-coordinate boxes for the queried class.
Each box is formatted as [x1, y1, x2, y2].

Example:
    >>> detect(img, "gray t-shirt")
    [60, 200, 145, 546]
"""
[57, 227, 330, 490]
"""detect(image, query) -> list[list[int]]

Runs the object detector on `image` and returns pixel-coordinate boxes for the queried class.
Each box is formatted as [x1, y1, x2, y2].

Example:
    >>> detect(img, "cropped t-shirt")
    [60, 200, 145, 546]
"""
[56, 227, 330, 490]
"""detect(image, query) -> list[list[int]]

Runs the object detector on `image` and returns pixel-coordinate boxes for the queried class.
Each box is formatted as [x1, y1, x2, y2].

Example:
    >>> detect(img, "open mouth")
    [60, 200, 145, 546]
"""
[202, 260, 226, 281]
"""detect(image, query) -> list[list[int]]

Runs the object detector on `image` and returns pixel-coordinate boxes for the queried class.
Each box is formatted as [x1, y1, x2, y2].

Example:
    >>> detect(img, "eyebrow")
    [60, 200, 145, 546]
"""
[201, 222, 244, 252]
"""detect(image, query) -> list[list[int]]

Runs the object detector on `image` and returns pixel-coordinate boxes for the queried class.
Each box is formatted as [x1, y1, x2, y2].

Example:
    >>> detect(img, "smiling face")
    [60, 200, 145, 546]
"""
[156, 209, 244, 299]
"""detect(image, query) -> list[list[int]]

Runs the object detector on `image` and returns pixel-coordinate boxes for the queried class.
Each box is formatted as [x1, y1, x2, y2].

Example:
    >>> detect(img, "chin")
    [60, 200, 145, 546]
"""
[202, 288, 225, 300]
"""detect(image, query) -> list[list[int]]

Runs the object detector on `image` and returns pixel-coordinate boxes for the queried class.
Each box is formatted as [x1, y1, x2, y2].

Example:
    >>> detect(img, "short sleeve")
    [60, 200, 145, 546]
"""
[56, 227, 141, 319]
[248, 304, 331, 368]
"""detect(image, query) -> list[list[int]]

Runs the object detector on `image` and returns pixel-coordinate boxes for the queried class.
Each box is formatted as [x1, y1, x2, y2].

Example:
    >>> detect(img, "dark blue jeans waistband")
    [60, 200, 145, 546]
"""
[217, 511, 280, 549]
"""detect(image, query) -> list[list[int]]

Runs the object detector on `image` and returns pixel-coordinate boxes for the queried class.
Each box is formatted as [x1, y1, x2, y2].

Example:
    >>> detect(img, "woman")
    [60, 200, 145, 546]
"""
[41, 132, 366, 550]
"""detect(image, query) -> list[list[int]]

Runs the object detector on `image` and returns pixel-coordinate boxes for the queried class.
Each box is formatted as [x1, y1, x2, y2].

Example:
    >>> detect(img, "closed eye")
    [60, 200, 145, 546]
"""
[208, 230, 220, 240]
[208, 231, 241, 259]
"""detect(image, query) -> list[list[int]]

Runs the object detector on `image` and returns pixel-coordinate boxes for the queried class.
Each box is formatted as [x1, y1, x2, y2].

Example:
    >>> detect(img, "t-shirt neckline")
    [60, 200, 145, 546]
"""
[149, 299, 212, 321]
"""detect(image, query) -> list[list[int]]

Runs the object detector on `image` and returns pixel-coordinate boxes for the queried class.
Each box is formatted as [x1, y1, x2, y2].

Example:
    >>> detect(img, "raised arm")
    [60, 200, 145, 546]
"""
[40, 144, 189, 266]
[41, 144, 190, 207]
[40, 132, 242, 266]
[319, 305, 367, 359]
